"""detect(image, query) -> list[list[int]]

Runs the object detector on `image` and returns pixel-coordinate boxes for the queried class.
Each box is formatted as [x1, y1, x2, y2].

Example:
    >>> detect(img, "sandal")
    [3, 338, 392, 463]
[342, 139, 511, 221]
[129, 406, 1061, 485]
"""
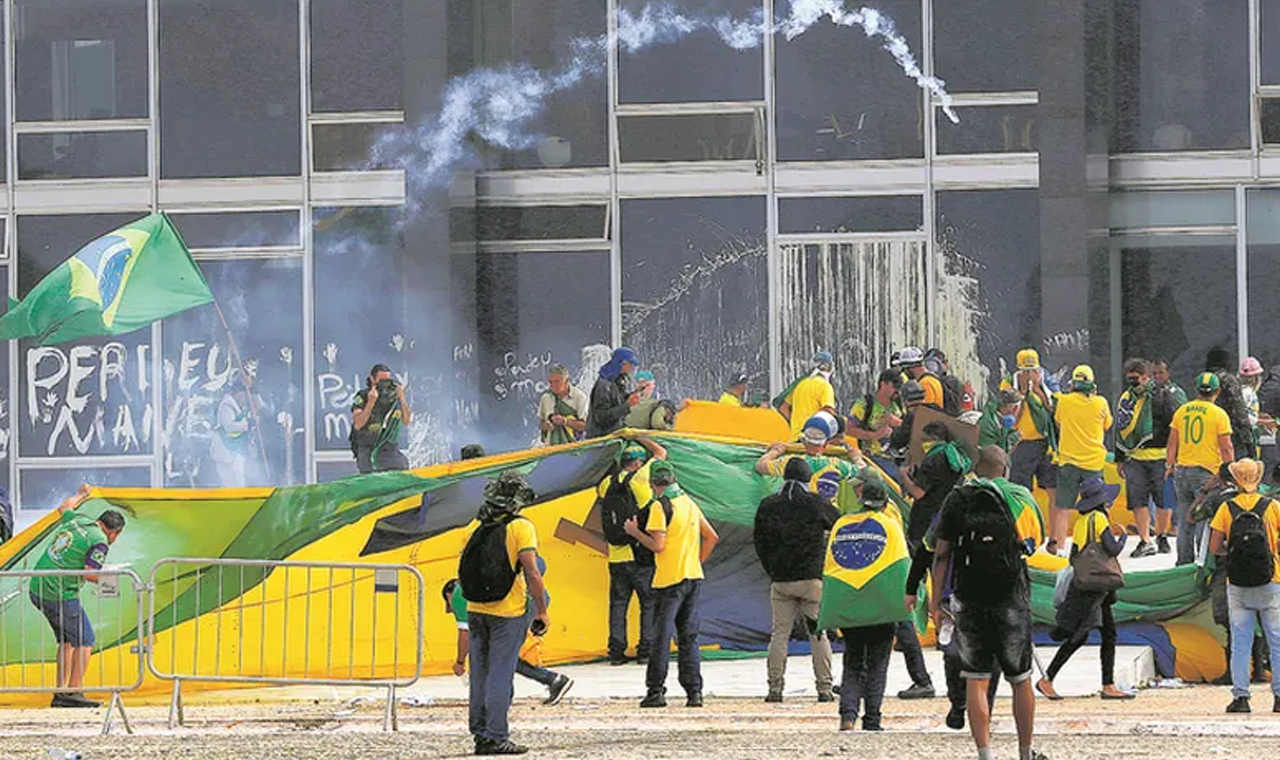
[1035, 678, 1064, 701]
[1100, 687, 1135, 700]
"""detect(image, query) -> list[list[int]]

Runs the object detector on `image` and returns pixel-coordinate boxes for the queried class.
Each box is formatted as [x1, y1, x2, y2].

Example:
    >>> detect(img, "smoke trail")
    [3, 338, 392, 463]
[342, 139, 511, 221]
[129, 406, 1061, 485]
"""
[373, 1, 958, 198]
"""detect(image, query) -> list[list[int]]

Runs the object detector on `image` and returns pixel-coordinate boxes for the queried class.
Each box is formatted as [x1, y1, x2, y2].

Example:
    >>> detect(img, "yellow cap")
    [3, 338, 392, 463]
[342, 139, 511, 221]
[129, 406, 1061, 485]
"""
[1072, 364, 1095, 384]
[1016, 349, 1040, 369]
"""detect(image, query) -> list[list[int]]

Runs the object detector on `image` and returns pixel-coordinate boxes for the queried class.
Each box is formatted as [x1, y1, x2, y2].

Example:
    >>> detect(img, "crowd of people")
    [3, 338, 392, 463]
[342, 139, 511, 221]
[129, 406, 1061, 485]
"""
[453, 344, 1280, 757]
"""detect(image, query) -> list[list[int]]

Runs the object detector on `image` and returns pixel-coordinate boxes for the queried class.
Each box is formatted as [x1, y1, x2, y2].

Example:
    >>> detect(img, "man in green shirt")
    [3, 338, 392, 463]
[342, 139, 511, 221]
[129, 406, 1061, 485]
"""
[28, 485, 126, 708]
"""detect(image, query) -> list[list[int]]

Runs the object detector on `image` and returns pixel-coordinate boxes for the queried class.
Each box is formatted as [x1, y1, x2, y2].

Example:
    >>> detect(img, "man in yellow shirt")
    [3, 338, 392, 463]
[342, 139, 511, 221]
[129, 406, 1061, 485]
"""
[599, 438, 666, 665]
[780, 351, 838, 439]
[459, 472, 549, 756]
[1003, 349, 1059, 525]
[899, 346, 946, 410]
[624, 460, 720, 709]
[1208, 459, 1280, 714]
[1049, 365, 1113, 554]
[719, 373, 749, 407]
[1168, 372, 1236, 566]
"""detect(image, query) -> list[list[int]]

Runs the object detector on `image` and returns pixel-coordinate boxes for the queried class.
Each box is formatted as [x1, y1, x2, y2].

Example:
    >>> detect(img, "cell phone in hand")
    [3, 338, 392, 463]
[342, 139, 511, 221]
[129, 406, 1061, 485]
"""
[530, 618, 548, 636]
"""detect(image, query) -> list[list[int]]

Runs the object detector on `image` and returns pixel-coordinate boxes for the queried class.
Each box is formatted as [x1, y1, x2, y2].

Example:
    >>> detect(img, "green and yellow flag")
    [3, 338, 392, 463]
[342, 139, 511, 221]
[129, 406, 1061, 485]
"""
[0, 212, 212, 346]
[816, 507, 911, 630]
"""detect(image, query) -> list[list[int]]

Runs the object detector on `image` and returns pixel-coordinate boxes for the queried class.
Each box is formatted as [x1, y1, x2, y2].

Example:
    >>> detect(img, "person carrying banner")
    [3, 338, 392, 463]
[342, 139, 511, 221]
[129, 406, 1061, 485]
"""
[775, 351, 838, 439]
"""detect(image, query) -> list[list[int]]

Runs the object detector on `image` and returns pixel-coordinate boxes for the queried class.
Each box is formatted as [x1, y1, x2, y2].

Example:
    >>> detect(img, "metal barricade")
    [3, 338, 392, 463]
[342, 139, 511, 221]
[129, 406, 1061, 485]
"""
[0, 567, 146, 735]
[146, 558, 425, 730]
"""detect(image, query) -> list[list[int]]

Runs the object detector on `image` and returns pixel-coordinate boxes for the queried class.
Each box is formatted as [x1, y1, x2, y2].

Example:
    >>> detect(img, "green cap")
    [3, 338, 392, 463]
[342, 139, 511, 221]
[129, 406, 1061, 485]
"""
[1196, 372, 1221, 393]
[649, 459, 676, 485]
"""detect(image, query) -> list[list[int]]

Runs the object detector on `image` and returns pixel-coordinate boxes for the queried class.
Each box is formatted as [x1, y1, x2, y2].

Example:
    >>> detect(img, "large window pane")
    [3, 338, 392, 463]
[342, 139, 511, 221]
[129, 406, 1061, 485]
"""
[313, 207, 407, 453]
[475, 251, 610, 449]
[936, 190, 1041, 394]
[621, 197, 767, 402]
[17, 131, 147, 179]
[933, 0, 1037, 92]
[162, 258, 304, 487]
[477, 0, 607, 168]
[1118, 236, 1236, 388]
[936, 105, 1038, 155]
[310, 0, 402, 112]
[619, 0, 762, 104]
[14, 0, 148, 121]
[170, 210, 301, 249]
[1262, 0, 1280, 85]
[1248, 190, 1280, 371]
[1112, 0, 1249, 152]
[618, 113, 761, 163]
[0, 269, 11, 506]
[17, 214, 154, 458]
[20, 465, 149, 518]
[159, 0, 301, 178]
[774, 0, 923, 161]
[1111, 190, 1235, 229]
[779, 196, 922, 234]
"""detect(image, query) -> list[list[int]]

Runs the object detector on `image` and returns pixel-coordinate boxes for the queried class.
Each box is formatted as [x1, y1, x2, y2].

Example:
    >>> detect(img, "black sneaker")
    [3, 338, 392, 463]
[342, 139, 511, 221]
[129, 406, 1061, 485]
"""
[474, 737, 494, 756]
[1157, 534, 1172, 554]
[862, 716, 883, 731]
[51, 693, 99, 709]
[765, 691, 784, 703]
[897, 683, 935, 700]
[686, 692, 704, 708]
[817, 692, 835, 703]
[609, 657, 629, 667]
[944, 705, 965, 730]
[1029, 751, 1050, 760]
[1274, 695, 1280, 714]
[832, 683, 842, 695]
[640, 691, 667, 708]
[478, 740, 529, 756]
[1227, 696, 1252, 714]
[544, 675, 574, 706]
[1130, 541, 1156, 559]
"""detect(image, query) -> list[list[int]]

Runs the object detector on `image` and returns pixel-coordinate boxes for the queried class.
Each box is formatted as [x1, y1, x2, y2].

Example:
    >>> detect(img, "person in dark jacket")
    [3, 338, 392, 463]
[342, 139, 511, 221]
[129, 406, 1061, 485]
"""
[754, 457, 840, 703]
[585, 347, 642, 438]
[1207, 347, 1255, 461]
[1036, 477, 1133, 701]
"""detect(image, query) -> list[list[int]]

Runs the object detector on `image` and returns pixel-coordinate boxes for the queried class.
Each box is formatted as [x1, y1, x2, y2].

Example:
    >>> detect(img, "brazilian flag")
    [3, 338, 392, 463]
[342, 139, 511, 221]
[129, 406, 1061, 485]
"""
[0, 212, 213, 346]
[816, 508, 911, 630]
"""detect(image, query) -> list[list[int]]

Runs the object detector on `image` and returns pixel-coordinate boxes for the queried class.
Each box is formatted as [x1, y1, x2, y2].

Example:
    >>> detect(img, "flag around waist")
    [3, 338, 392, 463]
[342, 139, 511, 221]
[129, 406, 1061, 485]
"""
[816, 509, 911, 630]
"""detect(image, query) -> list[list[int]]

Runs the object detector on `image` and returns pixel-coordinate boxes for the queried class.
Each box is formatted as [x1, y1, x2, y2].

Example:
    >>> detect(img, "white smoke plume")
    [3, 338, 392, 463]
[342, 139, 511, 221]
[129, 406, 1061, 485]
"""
[373, 1, 958, 199]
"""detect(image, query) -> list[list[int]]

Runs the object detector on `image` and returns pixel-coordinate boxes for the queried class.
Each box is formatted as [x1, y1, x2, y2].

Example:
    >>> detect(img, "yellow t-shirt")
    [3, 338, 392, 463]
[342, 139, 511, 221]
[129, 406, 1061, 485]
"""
[466, 517, 538, 618]
[645, 491, 706, 589]
[1171, 400, 1233, 472]
[1001, 375, 1046, 442]
[920, 374, 945, 409]
[718, 392, 743, 407]
[787, 376, 836, 439]
[1071, 510, 1112, 551]
[599, 462, 655, 564]
[1054, 392, 1113, 471]
[1210, 492, 1280, 584]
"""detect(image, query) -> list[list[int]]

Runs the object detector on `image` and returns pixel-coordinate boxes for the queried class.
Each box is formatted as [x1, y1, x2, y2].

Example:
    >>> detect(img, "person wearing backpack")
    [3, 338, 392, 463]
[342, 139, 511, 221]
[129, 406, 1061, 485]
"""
[925, 348, 965, 417]
[899, 347, 948, 413]
[1208, 458, 1280, 714]
[930, 452, 1047, 760]
[1035, 477, 1132, 701]
[598, 438, 667, 666]
[624, 460, 720, 708]
[754, 457, 840, 704]
[457, 472, 548, 756]
[846, 369, 905, 478]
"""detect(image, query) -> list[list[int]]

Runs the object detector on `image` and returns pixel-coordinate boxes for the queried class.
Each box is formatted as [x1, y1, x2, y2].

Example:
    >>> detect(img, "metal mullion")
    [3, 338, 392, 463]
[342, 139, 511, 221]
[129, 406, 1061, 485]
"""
[307, 111, 405, 125]
[922, 0, 938, 349]
[607, 0, 621, 348]
[12, 119, 150, 134]
[1253, 0, 1261, 179]
[5, 0, 16, 509]
[300, 0, 314, 485]
[777, 231, 928, 244]
[763, 0, 779, 398]
[476, 241, 610, 255]
[16, 455, 154, 469]
[944, 91, 1039, 107]
[1237, 184, 1249, 362]
[191, 249, 305, 262]
[614, 100, 766, 116]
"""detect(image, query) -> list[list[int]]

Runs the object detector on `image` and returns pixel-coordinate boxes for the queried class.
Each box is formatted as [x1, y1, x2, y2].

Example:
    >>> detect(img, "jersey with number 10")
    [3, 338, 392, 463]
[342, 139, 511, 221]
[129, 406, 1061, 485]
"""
[1170, 400, 1233, 472]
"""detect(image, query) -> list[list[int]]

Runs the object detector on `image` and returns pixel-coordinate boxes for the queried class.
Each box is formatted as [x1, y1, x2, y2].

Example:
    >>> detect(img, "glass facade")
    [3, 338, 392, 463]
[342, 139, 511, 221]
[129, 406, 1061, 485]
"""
[0, 0, 1273, 526]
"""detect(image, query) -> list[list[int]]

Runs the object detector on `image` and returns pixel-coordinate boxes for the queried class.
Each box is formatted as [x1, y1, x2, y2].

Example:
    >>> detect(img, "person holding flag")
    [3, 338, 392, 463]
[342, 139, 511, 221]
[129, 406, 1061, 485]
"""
[774, 351, 838, 440]
[817, 479, 911, 731]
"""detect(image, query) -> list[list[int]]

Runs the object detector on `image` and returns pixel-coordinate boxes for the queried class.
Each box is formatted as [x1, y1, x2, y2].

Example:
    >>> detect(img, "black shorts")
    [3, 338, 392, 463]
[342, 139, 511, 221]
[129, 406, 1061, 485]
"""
[1010, 439, 1058, 490]
[953, 597, 1033, 683]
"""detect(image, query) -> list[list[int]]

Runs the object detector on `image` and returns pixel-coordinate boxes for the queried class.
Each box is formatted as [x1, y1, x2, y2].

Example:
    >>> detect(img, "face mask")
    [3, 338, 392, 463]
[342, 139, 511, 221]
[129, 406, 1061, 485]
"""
[1000, 414, 1017, 430]
[922, 441, 940, 454]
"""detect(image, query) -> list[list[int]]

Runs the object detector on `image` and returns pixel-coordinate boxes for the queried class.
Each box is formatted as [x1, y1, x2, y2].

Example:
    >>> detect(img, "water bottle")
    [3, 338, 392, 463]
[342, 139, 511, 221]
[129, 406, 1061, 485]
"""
[47, 749, 82, 760]
[938, 616, 955, 648]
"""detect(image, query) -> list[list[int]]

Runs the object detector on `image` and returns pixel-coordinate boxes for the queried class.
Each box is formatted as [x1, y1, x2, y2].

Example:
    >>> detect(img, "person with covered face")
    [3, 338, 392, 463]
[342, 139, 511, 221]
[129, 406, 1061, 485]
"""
[586, 348, 643, 439]
[351, 363, 411, 473]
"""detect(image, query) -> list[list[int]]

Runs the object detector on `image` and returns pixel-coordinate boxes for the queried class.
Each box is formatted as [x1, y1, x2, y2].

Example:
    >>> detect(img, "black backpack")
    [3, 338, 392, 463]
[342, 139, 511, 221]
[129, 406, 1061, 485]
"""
[952, 485, 1023, 606]
[458, 513, 527, 603]
[1226, 498, 1276, 588]
[599, 469, 641, 547]
[939, 374, 964, 417]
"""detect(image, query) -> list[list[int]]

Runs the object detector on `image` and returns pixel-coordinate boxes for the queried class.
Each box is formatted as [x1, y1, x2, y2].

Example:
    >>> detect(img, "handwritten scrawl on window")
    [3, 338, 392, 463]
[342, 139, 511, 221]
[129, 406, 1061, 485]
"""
[26, 342, 152, 456]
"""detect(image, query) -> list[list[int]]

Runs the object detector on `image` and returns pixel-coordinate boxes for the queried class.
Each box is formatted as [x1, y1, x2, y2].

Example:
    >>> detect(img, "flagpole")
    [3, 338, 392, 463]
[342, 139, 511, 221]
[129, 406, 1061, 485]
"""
[212, 299, 273, 482]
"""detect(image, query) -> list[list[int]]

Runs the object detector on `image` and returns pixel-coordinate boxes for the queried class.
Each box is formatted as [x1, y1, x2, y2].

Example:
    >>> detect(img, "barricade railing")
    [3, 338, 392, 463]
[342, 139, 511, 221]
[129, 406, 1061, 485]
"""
[0, 567, 145, 735]
[146, 558, 425, 730]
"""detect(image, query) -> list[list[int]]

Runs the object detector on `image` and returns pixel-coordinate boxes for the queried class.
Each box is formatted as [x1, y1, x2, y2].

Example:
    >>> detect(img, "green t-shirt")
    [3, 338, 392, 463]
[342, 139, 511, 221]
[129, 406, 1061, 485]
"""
[449, 584, 469, 628]
[30, 512, 109, 601]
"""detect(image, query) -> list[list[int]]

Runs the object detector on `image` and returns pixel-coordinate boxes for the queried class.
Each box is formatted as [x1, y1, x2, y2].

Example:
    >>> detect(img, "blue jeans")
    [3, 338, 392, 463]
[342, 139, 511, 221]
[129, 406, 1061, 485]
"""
[1174, 466, 1213, 566]
[468, 611, 529, 743]
[516, 659, 557, 687]
[646, 579, 703, 696]
[1227, 583, 1280, 699]
[839, 623, 894, 722]
[608, 561, 656, 661]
